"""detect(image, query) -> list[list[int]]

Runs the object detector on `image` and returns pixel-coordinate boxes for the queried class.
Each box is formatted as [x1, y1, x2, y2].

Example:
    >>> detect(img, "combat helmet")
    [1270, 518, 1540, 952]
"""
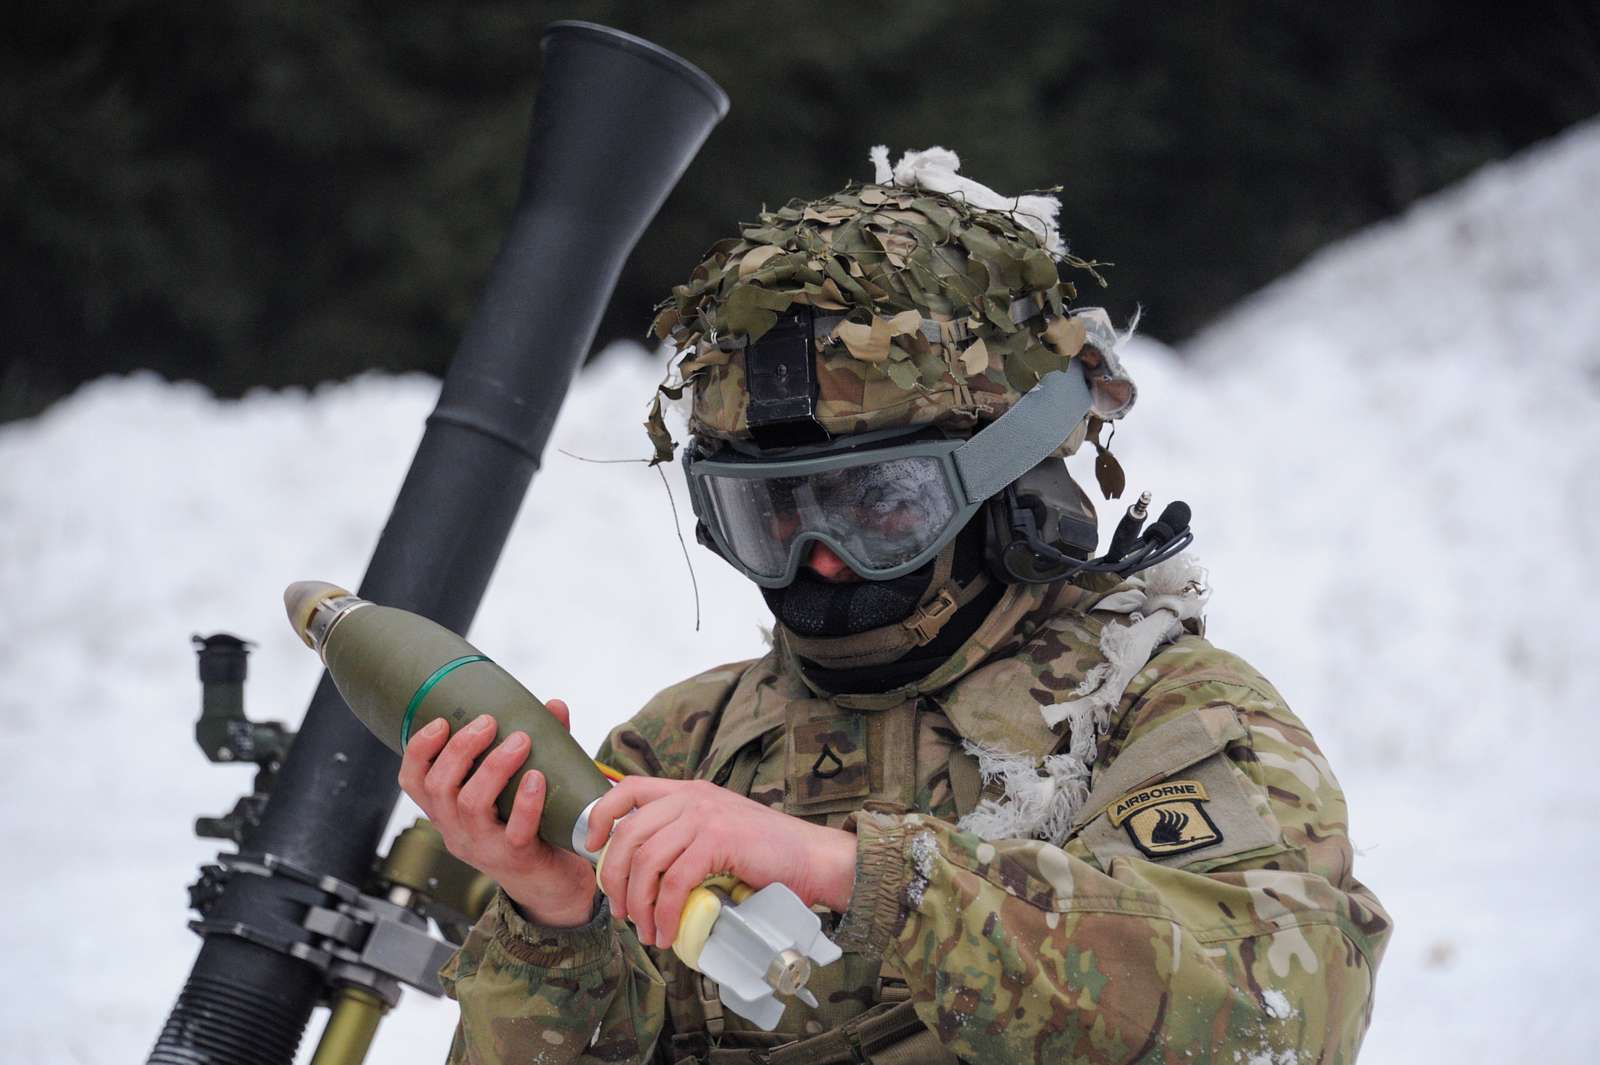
[647, 147, 1136, 465]
[649, 148, 1168, 669]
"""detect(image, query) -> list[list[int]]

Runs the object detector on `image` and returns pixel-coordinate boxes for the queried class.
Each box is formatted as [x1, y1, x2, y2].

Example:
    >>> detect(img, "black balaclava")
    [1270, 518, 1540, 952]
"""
[762, 515, 1005, 694]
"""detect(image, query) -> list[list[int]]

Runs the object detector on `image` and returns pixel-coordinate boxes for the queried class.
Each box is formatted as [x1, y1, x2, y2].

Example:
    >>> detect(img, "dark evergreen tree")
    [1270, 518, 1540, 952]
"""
[2, 0, 1595, 420]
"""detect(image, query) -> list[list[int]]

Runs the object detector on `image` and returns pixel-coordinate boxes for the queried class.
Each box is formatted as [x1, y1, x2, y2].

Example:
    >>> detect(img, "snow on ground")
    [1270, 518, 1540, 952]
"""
[1114, 117, 1600, 1061]
[3, 118, 1598, 1063]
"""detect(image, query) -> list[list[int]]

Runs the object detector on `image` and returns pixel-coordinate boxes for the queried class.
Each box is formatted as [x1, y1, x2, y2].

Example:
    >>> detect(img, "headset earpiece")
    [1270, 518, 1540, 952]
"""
[984, 459, 1100, 584]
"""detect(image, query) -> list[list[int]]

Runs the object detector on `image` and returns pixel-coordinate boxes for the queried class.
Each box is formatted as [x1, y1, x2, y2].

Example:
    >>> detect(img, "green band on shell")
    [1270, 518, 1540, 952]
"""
[400, 655, 490, 748]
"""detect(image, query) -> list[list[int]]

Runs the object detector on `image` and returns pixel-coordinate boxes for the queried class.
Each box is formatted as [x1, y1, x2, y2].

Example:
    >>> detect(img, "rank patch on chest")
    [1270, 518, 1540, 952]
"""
[1108, 779, 1221, 858]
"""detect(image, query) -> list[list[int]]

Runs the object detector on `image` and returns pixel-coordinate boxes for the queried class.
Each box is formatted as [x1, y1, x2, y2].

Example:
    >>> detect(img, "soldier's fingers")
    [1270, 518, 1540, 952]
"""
[398, 718, 451, 812]
[625, 820, 695, 948]
[456, 731, 529, 835]
[423, 714, 498, 803]
[503, 769, 548, 851]
[655, 841, 718, 950]
[586, 777, 681, 851]
[544, 697, 572, 732]
[597, 799, 684, 923]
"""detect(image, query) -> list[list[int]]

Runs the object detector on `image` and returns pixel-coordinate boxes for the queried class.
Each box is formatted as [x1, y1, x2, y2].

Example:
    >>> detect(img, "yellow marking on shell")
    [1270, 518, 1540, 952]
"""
[672, 874, 740, 971]
[594, 828, 753, 974]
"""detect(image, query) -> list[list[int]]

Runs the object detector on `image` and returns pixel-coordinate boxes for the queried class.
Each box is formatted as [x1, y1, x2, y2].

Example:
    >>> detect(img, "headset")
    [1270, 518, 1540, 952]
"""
[984, 458, 1194, 584]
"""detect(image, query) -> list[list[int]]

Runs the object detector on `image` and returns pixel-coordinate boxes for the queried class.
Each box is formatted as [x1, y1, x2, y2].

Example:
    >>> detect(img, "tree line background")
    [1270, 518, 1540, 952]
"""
[3, 0, 1597, 422]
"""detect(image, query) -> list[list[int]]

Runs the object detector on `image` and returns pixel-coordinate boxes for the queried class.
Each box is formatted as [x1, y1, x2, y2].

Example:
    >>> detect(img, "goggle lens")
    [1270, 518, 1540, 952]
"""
[699, 454, 959, 580]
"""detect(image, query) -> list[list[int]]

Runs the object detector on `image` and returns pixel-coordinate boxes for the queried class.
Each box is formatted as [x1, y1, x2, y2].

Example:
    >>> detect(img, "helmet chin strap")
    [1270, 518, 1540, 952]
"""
[773, 544, 992, 672]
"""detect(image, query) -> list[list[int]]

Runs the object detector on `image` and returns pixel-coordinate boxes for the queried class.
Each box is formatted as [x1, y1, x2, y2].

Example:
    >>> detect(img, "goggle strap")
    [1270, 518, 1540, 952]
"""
[953, 362, 1094, 504]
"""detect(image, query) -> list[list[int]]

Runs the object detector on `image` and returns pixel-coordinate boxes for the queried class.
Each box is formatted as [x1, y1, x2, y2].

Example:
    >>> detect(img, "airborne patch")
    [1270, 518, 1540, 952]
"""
[1108, 779, 1221, 858]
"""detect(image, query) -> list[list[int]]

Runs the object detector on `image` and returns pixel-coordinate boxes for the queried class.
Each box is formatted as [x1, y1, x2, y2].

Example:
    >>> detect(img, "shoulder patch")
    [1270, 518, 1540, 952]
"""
[1074, 706, 1288, 870]
[1109, 779, 1221, 858]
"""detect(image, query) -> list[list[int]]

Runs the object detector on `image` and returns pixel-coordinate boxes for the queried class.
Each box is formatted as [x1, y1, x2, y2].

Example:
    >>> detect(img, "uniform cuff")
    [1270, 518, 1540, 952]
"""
[490, 888, 616, 969]
[833, 811, 911, 958]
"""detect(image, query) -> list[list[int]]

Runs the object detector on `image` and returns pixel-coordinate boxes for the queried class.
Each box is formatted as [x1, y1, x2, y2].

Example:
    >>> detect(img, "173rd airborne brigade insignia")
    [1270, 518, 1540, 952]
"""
[1108, 779, 1222, 858]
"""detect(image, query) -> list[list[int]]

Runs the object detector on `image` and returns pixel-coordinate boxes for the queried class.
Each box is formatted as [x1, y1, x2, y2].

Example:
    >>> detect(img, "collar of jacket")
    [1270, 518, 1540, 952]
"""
[693, 570, 1139, 788]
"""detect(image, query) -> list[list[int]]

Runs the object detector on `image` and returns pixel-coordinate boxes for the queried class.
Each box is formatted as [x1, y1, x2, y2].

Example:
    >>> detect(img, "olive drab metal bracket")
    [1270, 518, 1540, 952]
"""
[191, 634, 293, 845]
[183, 635, 500, 1064]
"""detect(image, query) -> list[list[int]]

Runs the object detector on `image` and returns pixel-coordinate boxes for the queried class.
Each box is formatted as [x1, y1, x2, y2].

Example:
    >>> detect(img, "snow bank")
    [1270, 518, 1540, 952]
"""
[3, 118, 1598, 1062]
[1101, 118, 1600, 1062]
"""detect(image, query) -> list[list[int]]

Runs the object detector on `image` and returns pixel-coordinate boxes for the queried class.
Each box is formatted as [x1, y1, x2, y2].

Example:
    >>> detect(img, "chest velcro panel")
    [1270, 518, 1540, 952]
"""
[783, 697, 919, 818]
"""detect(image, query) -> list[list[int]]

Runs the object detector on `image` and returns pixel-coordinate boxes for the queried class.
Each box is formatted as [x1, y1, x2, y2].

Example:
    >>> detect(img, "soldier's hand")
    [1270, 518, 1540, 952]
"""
[585, 777, 858, 949]
[398, 700, 597, 928]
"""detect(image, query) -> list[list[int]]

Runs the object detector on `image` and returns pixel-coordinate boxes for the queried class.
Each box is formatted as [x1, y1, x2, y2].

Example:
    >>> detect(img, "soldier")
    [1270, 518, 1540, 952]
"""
[398, 149, 1390, 1064]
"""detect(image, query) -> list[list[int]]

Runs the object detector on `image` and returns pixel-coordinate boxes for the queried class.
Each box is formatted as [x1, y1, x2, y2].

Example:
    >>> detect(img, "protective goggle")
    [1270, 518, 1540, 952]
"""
[685, 361, 1094, 588]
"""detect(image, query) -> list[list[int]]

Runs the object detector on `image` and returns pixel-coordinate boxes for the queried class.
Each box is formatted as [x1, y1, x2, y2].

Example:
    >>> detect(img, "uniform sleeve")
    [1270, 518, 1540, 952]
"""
[439, 661, 756, 1064]
[439, 889, 665, 1064]
[833, 676, 1391, 1065]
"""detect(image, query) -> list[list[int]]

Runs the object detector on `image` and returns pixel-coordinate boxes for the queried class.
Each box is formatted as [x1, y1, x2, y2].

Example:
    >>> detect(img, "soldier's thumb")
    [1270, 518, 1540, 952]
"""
[544, 697, 573, 731]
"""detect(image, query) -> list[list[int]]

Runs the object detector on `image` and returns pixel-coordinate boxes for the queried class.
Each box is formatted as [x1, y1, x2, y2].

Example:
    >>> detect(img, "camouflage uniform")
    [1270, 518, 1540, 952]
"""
[438, 572, 1390, 1063]
[438, 174, 1388, 1062]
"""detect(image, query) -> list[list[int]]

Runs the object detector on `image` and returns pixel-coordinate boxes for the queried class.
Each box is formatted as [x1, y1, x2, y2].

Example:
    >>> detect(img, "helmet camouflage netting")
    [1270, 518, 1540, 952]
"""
[644, 149, 1137, 467]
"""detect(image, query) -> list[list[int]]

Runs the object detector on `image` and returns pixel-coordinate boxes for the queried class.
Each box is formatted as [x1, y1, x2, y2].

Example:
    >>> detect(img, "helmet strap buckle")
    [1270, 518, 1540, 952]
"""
[902, 588, 960, 644]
